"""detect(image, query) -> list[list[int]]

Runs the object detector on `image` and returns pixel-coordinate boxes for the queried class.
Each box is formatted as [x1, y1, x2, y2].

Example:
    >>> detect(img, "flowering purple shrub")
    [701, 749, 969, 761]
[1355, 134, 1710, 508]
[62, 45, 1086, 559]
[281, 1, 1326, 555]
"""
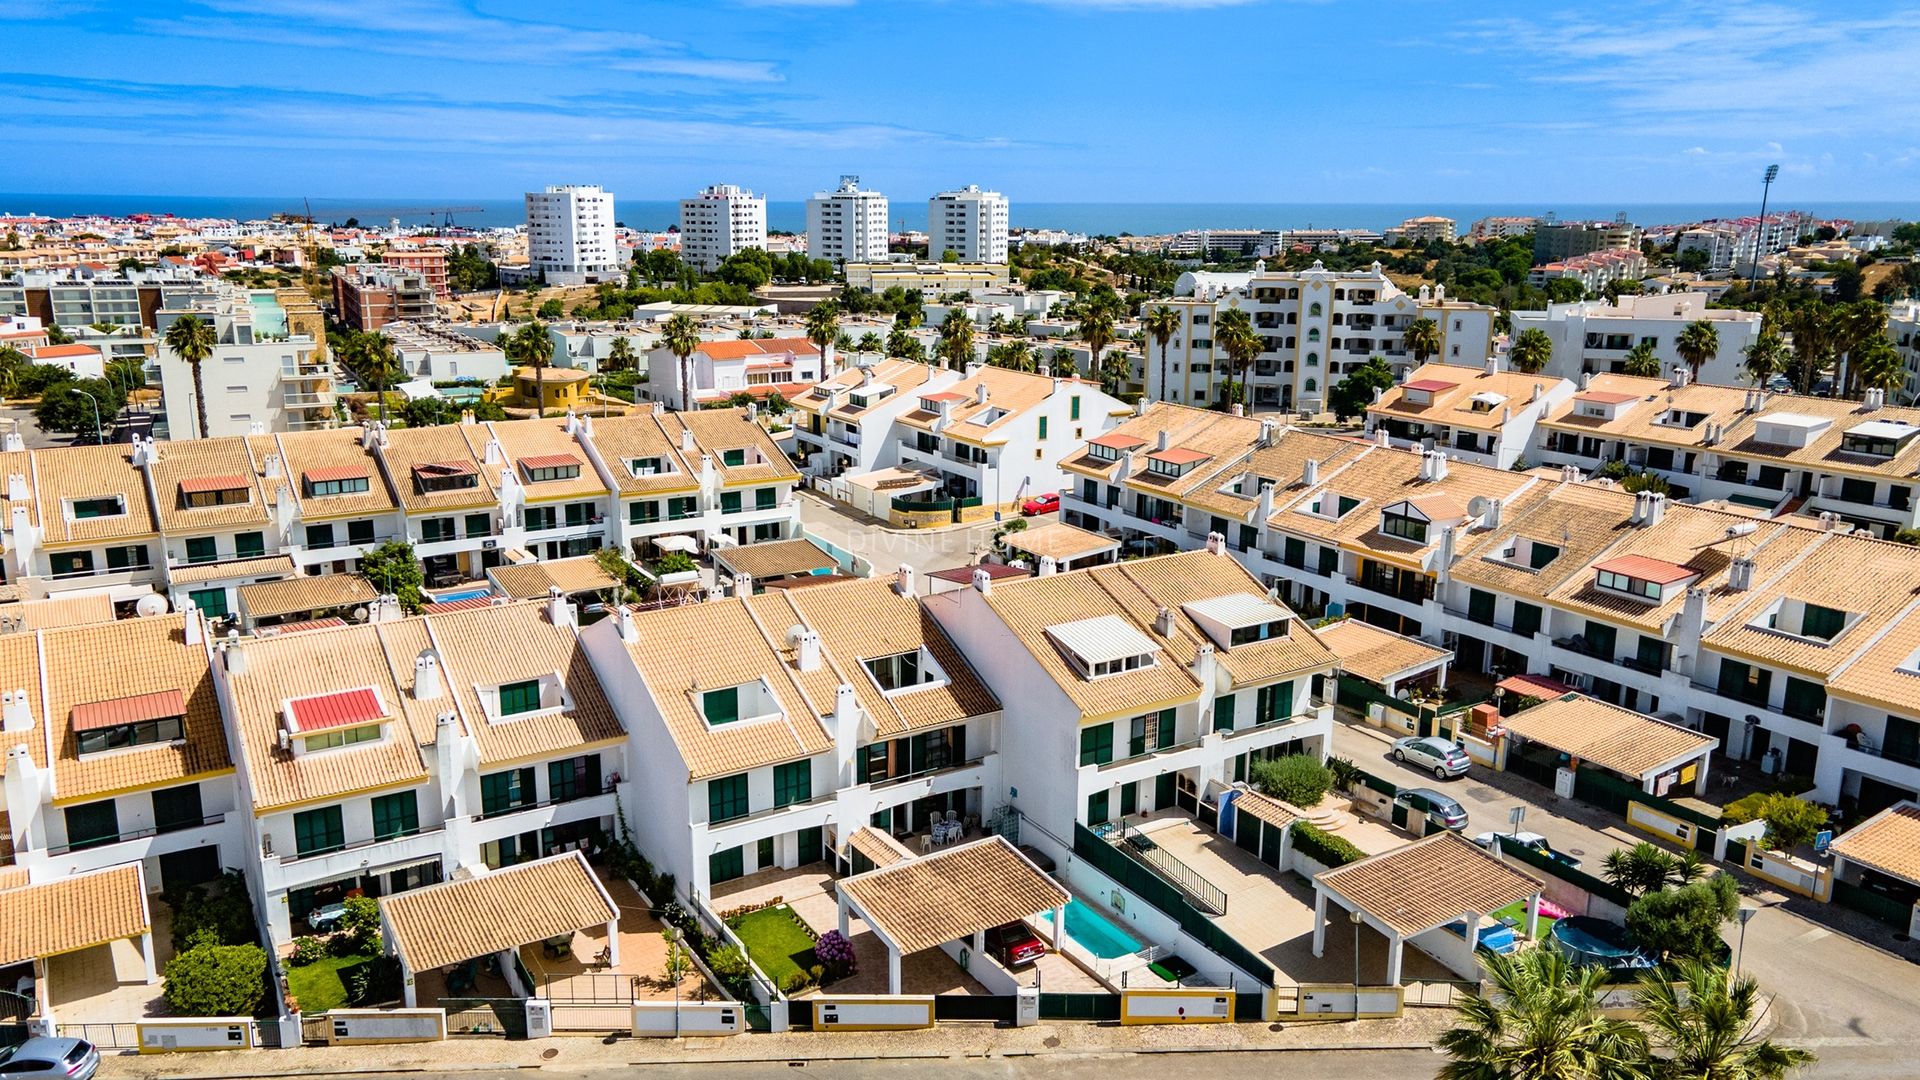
[814, 929, 857, 978]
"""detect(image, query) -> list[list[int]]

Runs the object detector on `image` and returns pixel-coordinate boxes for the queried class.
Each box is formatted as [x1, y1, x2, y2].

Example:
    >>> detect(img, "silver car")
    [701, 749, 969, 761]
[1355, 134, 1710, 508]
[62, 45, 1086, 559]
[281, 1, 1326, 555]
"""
[1391, 735, 1471, 779]
[0, 1037, 100, 1080]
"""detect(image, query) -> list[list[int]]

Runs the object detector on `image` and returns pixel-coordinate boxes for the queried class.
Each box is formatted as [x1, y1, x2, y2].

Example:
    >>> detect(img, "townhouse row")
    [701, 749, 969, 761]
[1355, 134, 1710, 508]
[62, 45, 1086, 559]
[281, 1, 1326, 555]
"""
[1062, 400, 1920, 820]
[0, 548, 1336, 971]
[0, 406, 801, 626]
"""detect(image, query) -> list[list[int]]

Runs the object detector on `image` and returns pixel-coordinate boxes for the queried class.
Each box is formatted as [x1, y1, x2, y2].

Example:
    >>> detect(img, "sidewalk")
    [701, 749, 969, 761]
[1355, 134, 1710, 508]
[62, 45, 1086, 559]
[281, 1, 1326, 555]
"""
[99, 1012, 1454, 1079]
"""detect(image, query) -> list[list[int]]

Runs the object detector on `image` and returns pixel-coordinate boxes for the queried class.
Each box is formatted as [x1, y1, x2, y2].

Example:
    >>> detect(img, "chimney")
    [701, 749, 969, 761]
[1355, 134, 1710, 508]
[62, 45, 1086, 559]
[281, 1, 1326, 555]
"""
[461, 410, 476, 425]
[1134, 396, 1149, 417]
[1, 689, 32, 733]
[831, 683, 862, 774]
[796, 627, 822, 671]
[1258, 481, 1276, 521]
[1670, 365, 1690, 389]
[1258, 418, 1275, 448]
[1561, 463, 1581, 483]
[971, 567, 994, 595]
[370, 593, 404, 622]
[1727, 556, 1756, 591]
[547, 585, 575, 629]
[361, 422, 381, 449]
[1374, 428, 1390, 447]
[1644, 492, 1667, 526]
[263, 454, 282, 481]
[1483, 497, 1503, 530]
[1580, 371, 1593, 390]
[1302, 458, 1319, 487]
[222, 640, 248, 676]
[617, 605, 639, 643]
[894, 564, 915, 596]
[732, 572, 753, 597]
[182, 606, 201, 646]
[1485, 354, 1498, 376]
[1154, 606, 1176, 636]
[563, 410, 579, 433]
[6, 474, 25, 503]
[414, 650, 444, 701]
[249, 421, 265, 437]
[483, 439, 504, 466]
[1, 429, 19, 453]
[1156, 429, 1170, 452]
[680, 427, 695, 452]
[1037, 555, 1057, 577]
[1206, 531, 1226, 554]
[975, 382, 989, 405]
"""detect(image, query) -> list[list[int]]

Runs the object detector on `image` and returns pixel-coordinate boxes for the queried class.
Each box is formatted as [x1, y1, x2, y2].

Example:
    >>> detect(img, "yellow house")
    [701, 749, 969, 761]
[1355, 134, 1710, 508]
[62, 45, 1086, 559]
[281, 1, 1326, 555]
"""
[514, 365, 592, 413]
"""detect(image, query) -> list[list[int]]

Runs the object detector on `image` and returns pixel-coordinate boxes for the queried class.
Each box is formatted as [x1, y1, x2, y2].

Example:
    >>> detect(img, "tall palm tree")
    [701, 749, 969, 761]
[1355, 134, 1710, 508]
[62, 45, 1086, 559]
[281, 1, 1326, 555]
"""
[1852, 337, 1904, 396]
[1437, 948, 1646, 1080]
[339, 331, 401, 424]
[1675, 319, 1721, 382]
[1834, 300, 1889, 397]
[659, 313, 703, 412]
[1141, 305, 1181, 402]
[991, 339, 1034, 373]
[1742, 332, 1790, 388]
[1080, 295, 1121, 380]
[161, 313, 217, 438]
[1783, 304, 1835, 394]
[856, 331, 882, 361]
[1621, 341, 1662, 378]
[804, 301, 840, 371]
[885, 325, 922, 362]
[936, 308, 976, 370]
[1635, 960, 1813, 1080]
[1049, 347, 1077, 378]
[505, 321, 556, 417]
[1214, 306, 1260, 407]
[1508, 327, 1554, 375]
[604, 336, 636, 374]
[1403, 316, 1443, 366]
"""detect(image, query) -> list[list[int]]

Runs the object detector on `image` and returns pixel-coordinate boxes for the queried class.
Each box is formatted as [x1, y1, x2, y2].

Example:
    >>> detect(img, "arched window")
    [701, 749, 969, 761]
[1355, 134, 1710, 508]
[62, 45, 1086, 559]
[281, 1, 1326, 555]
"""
[1308, 302, 1322, 317]
[1304, 378, 1318, 392]
[1307, 328, 1320, 342]
[1335, 289, 1346, 300]
[1306, 352, 1319, 367]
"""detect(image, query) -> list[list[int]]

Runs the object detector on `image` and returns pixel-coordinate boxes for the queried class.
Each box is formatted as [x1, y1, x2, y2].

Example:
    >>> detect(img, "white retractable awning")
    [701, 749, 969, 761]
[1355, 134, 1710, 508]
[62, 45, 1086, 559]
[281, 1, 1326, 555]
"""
[652, 535, 698, 554]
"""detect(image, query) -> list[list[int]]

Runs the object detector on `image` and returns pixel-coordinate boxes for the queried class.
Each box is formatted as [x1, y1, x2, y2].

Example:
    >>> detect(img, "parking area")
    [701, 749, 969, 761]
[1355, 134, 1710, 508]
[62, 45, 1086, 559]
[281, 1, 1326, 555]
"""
[46, 904, 172, 1024]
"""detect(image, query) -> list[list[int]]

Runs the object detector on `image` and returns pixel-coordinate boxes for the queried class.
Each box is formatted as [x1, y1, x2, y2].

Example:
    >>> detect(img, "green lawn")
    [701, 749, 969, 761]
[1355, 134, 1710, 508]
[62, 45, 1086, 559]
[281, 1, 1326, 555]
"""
[726, 906, 818, 985]
[286, 952, 380, 1013]
[1491, 900, 1557, 937]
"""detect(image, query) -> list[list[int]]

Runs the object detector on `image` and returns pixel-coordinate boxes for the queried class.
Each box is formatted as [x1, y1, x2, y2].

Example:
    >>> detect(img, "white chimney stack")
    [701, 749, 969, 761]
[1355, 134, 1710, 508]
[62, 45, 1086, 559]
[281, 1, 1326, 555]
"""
[894, 564, 915, 597]
[1154, 606, 1176, 637]
[414, 650, 444, 701]
[1302, 458, 1319, 487]
[547, 585, 574, 629]
[971, 567, 993, 595]
[222, 641, 247, 676]
[1, 689, 32, 733]
[796, 627, 822, 672]
[617, 605, 639, 643]
[1037, 555, 1057, 577]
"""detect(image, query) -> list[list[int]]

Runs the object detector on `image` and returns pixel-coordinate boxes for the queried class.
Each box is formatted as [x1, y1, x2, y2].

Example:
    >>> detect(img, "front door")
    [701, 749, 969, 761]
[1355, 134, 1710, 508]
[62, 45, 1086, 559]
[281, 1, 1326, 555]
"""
[1259, 822, 1283, 867]
[1154, 772, 1177, 813]
[158, 845, 221, 892]
[797, 826, 823, 866]
[1119, 782, 1139, 817]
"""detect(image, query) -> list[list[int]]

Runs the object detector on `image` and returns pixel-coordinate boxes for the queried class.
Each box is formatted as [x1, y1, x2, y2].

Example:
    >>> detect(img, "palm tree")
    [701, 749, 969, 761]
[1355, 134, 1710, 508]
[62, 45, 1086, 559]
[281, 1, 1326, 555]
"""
[1080, 295, 1121, 380]
[1742, 332, 1790, 388]
[1437, 948, 1647, 1080]
[885, 325, 922, 362]
[1635, 960, 1813, 1080]
[1508, 327, 1554, 375]
[1852, 337, 1904, 396]
[1783, 304, 1835, 394]
[991, 339, 1034, 373]
[1602, 841, 1705, 898]
[805, 302, 840, 371]
[339, 331, 401, 424]
[1675, 319, 1720, 382]
[1098, 350, 1133, 397]
[1403, 316, 1443, 366]
[161, 313, 217, 438]
[1049, 347, 1077, 378]
[1141, 305, 1181, 402]
[659, 314, 703, 412]
[1622, 341, 1662, 378]
[1214, 306, 1260, 406]
[604, 336, 636, 374]
[1834, 300, 1889, 397]
[505, 321, 556, 416]
[856, 331, 882, 361]
[936, 309, 975, 370]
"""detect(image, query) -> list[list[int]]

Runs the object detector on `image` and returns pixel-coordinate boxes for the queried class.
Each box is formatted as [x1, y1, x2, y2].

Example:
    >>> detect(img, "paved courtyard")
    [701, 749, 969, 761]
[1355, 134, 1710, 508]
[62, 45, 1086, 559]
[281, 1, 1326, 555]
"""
[523, 876, 715, 1004]
[48, 904, 172, 1023]
[797, 491, 1012, 578]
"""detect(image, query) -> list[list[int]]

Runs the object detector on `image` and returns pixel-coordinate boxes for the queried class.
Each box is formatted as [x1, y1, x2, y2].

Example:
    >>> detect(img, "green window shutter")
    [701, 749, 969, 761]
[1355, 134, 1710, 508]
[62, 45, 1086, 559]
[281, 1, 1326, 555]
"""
[1086, 790, 1110, 826]
[1717, 659, 1750, 698]
[481, 769, 532, 816]
[1283, 537, 1306, 567]
[1468, 589, 1495, 626]
[1512, 602, 1542, 638]
[185, 537, 217, 564]
[152, 784, 203, 833]
[756, 487, 777, 510]
[305, 523, 334, 548]
[1277, 680, 1294, 721]
[1159, 708, 1176, 748]
[721, 491, 742, 514]
[293, 805, 344, 857]
[1317, 546, 1339, 575]
[188, 587, 229, 619]
[1529, 543, 1559, 570]
[1214, 693, 1236, 733]
[709, 774, 749, 822]
[348, 519, 376, 545]
[371, 791, 419, 839]
[1071, 396, 1081, 420]
[775, 760, 812, 807]
[1079, 724, 1113, 766]
[1585, 620, 1618, 659]
[64, 800, 120, 851]
[1636, 636, 1667, 672]
[1782, 677, 1826, 721]
[703, 686, 740, 726]
[1038, 417, 1048, 440]
[235, 532, 265, 559]
[464, 512, 491, 537]
[1801, 604, 1845, 640]
[498, 679, 541, 716]
[709, 846, 744, 884]
[722, 449, 746, 467]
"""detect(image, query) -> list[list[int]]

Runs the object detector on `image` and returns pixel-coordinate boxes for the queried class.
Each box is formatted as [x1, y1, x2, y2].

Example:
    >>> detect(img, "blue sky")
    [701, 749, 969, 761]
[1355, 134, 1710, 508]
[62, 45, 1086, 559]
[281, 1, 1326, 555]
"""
[2, 0, 1916, 203]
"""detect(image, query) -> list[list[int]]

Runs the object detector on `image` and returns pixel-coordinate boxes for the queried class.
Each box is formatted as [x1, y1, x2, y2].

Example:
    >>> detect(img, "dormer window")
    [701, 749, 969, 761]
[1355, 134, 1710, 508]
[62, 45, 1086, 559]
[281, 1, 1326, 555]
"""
[1657, 409, 1709, 429]
[720, 448, 752, 467]
[864, 647, 950, 694]
[521, 454, 582, 483]
[72, 690, 185, 756]
[1085, 433, 1145, 463]
[1752, 598, 1854, 642]
[283, 687, 386, 755]
[1381, 511, 1428, 543]
[68, 495, 126, 520]
[1306, 491, 1361, 519]
[1046, 614, 1160, 679]
[414, 461, 479, 493]
[1402, 379, 1456, 406]
[628, 456, 672, 477]
[1496, 537, 1560, 571]
[302, 468, 370, 497]
[1591, 556, 1693, 603]
[180, 475, 251, 508]
[700, 678, 780, 727]
[1183, 594, 1295, 650]
[1146, 448, 1209, 478]
[488, 675, 567, 721]
[1841, 421, 1919, 458]
[848, 386, 894, 409]
[976, 406, 1009, 425]
[1468, 392, 1505, 414]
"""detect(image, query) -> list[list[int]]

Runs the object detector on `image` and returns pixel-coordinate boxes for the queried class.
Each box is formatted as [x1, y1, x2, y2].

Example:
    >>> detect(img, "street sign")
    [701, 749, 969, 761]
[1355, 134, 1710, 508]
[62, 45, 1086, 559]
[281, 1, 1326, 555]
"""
[1509, 805, 1526, 831]
[1815, 829, 1833, 854]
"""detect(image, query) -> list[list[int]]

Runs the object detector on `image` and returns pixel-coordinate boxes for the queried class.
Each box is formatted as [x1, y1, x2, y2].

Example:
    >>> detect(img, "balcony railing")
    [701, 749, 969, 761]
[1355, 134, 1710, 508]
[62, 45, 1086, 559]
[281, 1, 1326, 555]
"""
[478, 781, 619, 821]
[45, 813, 227, 857]
[1096, 735, 1205, 772]
[869, 756, 986, 790]
[277, 821, 446, 864]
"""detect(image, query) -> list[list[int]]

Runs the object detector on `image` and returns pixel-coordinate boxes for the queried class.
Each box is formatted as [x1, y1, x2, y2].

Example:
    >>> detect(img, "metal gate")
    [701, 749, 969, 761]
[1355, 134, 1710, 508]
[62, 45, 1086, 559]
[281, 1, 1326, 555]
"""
[934, 994, 1017, 1025]
[1038, 993, 1120, 1021]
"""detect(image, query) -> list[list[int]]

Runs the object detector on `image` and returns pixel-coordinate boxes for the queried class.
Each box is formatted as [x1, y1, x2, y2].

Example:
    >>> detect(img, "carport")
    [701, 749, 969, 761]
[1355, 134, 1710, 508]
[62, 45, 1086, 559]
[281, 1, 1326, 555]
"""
[1316, 618, 1452, 697]
[1312, 833, 1541, 983]
[1830, 801, 1920, 929]
[487, 556, 619, 601]
[836, 837, 1069, 994]
[238, 573, 378, 630]
[1500, 692, 1718, 796]
[713, 537, 840, 592]
[1003, 521, 1120, 574]
[382, 851, 619, 1007]
[0, 864, 154, 1028]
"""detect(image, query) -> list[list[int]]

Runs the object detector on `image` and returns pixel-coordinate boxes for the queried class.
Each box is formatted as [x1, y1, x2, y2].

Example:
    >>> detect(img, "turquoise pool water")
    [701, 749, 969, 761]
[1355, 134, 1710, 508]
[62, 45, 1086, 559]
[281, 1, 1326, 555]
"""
[249, 292, 288, 338]
[1037, 898, 1142, 960]
[432, 588, 491, 603]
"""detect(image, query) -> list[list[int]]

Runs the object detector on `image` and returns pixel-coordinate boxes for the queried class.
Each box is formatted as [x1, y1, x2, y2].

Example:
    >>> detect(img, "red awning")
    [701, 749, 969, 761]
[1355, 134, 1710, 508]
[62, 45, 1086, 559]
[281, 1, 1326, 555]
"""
[1592, 555, 1695, 585]
[71, 689, 185, 732]
[1404, 379, 1458, 393]
[928, 563, 1029, 584]
[179, 474, 250, 494]
[287, 688, 385, 733]
[520, 453, 581, 471]
[1497, 674, 1573, 699]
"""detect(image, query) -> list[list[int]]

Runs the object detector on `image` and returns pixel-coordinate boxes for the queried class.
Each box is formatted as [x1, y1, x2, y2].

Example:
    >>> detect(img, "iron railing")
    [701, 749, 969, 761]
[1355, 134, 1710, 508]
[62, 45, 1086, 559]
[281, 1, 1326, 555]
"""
[1116, 824, 1228, 916]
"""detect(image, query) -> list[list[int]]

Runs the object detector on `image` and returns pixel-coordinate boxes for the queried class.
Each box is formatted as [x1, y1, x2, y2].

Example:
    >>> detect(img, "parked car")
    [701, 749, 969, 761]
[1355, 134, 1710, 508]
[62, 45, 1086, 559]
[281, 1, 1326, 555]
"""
[1020, 493, 1060, 516]
[1473, 830, 1581, 869]
[1390, 735, 1471, 779]
[983, 921, 1047, 968]
[1395, 787, 1468, 832]
[0, 1037, 99, 1080]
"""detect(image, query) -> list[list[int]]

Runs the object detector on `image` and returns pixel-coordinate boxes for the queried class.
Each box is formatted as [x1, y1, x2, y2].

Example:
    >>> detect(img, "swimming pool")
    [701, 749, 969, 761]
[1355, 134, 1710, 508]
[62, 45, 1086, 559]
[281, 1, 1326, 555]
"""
[1037, 898, 1143, 960]
[431, 588, 492, 603]
[1550, 916, 1653, 971]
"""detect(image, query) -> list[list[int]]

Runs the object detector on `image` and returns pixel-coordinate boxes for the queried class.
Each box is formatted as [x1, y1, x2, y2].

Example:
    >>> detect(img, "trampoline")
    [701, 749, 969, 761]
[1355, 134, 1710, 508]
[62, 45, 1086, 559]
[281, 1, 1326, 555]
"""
[1549, 916, 1655, 972]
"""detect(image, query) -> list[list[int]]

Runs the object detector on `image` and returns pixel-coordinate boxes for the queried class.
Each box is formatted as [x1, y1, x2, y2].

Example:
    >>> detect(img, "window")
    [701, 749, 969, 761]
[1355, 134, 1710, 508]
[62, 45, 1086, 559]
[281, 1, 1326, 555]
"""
[1086, 789, 1111, 825]
[188, 587, 229, 619]
[708, 773, 749, 823]
[549, 755, 602, 802]
[1038, 417, 1049, 440]
[1597, 569, 1662, 600]
[1381, 513, 1428, 543]
[774, 760, 812, 807]
[235, 531, 266, 559]
[498, 679, 542, 717]
[415, 464, 479, 493]
[1214, 693, 1236, 732]
[77, 713, 182, 756]
[703, 685, 740, 726]
[523, 462, 581, 482]
[720, 491, 743, 515]
[667, 496, 696, 520]
[293, 805, 345, 857]
[185, 537, 218, 564]
[1782, 676, 1826, 722]
[64, 800, 120, 850]
[1512, 602, 1543, 639]
[70, 495, 124, 519]
[421, 518, 455, 542]
[1840, 477, 1875, 505]
[105, 545, 149, 570]
[1229, 618, 1289, 646]
[1078, 723, 1114, 766]
[1255, 680, 1295, 724]
[721, 448, 747, 467]
[1800, 604, 1846, 641]
[565, 502, 592, 528]
[302, 724, 380, 753]
[305, 474, 370, 497]
[629, 456, 669, 476]
[1468, 588, 1496, 627]
[630, 500, 660, 524]
[371, 791, 420, 840]
[525, 506, 557, 531]
[49, 551, 94, 577]
[864, 650, 924, 691]
[1283, 536, 1307, 570]
[183, 485, 248, 509]
[152, 784, 203, 834]
[856, 742, 891, 784]
[1318, 546, 1340, 576]
[305, 523, 335, 549]
[710, 845, 745, 884]
[1717, 659, 1771, 705]
[1070, 396, 1082, 421]
[481, 767, 535, 816]
[464, 512, 491, 538]
[1529, 542, 1559, 570]
[1128, 709, 1174, 756]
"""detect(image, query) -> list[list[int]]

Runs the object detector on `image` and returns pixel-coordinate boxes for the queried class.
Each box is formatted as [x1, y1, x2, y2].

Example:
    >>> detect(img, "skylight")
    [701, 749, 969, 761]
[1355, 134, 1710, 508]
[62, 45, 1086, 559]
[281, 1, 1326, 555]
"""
[1045, 615, 1160, 679]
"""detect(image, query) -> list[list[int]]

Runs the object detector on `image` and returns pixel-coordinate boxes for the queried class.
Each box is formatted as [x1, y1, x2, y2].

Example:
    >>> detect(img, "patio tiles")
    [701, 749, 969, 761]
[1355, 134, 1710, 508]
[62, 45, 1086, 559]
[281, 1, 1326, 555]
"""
[47, 904, 173, 1023]
[523, 875, 715, 1004]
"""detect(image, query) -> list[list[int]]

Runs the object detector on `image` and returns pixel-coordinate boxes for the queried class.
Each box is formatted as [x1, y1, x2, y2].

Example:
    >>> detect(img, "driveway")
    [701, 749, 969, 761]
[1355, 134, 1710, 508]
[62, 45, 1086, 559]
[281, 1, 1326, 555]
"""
[797, 491, 1008, 578]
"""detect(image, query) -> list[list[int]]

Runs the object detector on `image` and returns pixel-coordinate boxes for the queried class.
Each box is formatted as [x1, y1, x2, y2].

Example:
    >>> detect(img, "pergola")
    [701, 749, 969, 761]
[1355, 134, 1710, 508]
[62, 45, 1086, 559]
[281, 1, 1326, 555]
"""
[381, 851, 618, 1007]
[1501, 692, 1719, 796]
[836, 837, 1069, 994]
[1316, 618, 1453, 697]
[1313, 833, 1542, 983]
[0, 864, 154, 1028]
[1004, 521, 1121, 574]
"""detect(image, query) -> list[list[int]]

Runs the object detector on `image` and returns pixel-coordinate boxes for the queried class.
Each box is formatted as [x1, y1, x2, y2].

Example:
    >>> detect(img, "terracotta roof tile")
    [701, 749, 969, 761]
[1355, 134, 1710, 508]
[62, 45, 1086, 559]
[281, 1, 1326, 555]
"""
[1316, 833, 1541, 936]
[1503, 693, 1718, 779]
[0, 865, 149, 967]
[838, 838, 1068, 955]
[383, 851, 615, 972]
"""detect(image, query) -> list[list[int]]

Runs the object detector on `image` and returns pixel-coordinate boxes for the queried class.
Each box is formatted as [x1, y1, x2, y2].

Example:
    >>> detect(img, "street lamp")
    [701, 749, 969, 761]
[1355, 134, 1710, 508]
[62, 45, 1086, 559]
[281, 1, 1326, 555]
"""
[71, 387, 102, 446]
[1735, 905, 1757, 977]
[1349, 908, 1364, 1022]
[1748, 164, 1780, 291]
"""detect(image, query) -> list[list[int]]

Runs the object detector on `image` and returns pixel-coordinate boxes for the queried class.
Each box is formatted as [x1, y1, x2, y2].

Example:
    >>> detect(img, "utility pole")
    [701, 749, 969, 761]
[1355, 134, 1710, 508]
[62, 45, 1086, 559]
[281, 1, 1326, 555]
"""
[1748, 164, 1779, 291]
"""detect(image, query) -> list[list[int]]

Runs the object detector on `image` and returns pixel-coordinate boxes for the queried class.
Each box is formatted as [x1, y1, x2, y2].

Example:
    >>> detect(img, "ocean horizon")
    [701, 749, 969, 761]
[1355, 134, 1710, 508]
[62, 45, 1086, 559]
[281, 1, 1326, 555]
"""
[4, 193, 1916, 237]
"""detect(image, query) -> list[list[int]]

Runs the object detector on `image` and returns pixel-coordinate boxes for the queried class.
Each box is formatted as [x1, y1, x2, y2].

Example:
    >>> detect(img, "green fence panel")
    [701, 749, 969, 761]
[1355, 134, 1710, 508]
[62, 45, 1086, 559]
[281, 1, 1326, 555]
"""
[1832, 878, 1913, 927]
[1074, 824, 1274, 986]
[1352, 767, 1399, 798]
[1574, 766, 1720, 830]
[1039, 993, 1121, 1021]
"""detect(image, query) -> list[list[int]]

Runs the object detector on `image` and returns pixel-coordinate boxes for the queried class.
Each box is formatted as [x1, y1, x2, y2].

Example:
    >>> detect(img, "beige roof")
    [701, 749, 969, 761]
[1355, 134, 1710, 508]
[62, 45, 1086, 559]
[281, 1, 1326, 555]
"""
[1539, 374, 1749, 447]
[1503, 693, 1718, 779]
[1368, 364, 1564, 434]
[1272, 444, 1536, 569]
[170, 554, 298, 586]
[1829, 801, 1920, 886]
[147, 436, 275, 534]
[1234, 790, 1305, 831]
[714, 538, 838, 582]
[1701, 532, 1920, 678]
[1316, 832, 1541, 937]
[376, 423, 501, 513]
[898, 367, 1094, 446]
[1827, 597, 1920, 712]
[665, 407, 800, 488]
[486, 417, 608, 502]
[31, 442, 157, 545]
[845, 825, 914, 868]
[795, 359, 942, 422]
[1005, 521, 1119, 563]
[0, 864, 150, 966]
[15, 592, 115, 630]
[259, 428, 398, 520]
[580, 410, 700, 497]
[489, 557, 618, 600]
[1315, 619, 1452, 686]
[383, 851, 615, 972]
[839, 837, 1068, 955]
[240, 574, 378, 620]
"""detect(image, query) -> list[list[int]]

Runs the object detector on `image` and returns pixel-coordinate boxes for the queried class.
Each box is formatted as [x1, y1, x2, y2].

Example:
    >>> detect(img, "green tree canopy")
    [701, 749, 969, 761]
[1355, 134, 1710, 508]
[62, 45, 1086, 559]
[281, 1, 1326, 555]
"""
[360, 540, 426, 614]
[1328, 357, 1395, 419]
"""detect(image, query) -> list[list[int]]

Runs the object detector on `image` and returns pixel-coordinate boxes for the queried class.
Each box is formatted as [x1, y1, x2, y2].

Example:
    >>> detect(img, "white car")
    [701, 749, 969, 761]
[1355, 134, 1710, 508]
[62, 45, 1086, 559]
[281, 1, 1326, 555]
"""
[1391, 735, 1471, 779]
[1473, 830, 1581, 869]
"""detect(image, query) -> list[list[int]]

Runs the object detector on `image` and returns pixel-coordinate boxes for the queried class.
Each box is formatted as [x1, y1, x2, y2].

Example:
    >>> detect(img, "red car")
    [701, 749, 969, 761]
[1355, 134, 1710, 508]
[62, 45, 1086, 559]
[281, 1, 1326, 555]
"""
[1021, 493, 1060, 516]
[984, 922, 1047, 967]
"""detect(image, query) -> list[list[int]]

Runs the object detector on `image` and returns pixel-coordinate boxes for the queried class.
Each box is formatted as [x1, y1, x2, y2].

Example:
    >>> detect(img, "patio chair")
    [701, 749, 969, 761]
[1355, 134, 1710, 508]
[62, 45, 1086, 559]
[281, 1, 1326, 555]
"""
[920, 834, 934, 854]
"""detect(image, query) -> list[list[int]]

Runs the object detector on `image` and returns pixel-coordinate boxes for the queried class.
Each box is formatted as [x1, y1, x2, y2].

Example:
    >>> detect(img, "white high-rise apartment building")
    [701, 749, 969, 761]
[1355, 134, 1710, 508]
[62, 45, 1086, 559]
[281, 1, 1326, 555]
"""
[678, 184, 768, 272]
[524, 184, 621, 285]
[928, 185, 1009, 263]
[806, 175, 889, 264]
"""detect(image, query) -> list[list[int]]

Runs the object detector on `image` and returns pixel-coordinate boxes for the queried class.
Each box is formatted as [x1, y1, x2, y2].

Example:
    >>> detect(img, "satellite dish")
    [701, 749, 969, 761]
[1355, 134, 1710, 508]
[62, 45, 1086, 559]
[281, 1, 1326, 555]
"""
[1467, 495, 1490, 519]
[785, 623, 806, 649]
[351, 606, 369, 623]
[134, 593, 170, 618]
